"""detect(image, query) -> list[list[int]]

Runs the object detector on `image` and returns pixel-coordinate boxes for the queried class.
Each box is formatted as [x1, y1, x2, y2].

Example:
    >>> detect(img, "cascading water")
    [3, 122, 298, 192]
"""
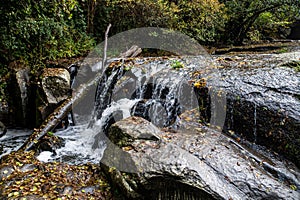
[0, 129, 31, 158]
[253, 103, 257, 143]
[37, 57, 202, 164]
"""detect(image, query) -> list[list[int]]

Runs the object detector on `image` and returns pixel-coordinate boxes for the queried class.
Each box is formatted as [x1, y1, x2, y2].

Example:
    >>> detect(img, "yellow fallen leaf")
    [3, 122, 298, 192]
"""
[31, 186, 37, 192]
[13, 191, 19, 196]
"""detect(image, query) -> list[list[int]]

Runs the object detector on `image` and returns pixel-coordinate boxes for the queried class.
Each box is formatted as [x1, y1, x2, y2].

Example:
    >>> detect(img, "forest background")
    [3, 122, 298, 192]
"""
[0, 0, 299, 99]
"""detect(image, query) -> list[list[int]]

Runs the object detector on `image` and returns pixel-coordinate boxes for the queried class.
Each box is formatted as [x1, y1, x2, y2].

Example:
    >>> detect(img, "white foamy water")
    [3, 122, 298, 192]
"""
[0, 129, 32, 158]
[53, 125, 104, 164]
[39, 98, 139, 164]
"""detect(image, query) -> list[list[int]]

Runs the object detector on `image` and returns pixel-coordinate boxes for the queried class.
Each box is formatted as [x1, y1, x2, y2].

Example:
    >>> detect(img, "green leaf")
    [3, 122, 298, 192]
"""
[47, 131, 54, 136]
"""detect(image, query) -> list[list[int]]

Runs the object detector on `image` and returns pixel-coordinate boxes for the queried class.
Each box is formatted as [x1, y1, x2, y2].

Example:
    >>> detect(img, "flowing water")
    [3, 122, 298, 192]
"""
[35, 57, 206, 164]
[0, 129, 31, 158]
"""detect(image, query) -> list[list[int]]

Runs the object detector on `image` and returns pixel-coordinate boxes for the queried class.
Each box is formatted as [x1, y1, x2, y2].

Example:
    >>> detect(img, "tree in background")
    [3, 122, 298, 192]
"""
[0, 0, 95, 71]
[166, 0, 226, 43]
[221, 0, 300, 44]
[92, 0, 226, 44]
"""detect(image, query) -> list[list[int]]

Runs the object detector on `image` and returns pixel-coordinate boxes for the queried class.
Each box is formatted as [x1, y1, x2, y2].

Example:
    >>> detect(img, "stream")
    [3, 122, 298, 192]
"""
[1, 52, 299, 167]
[35, 57, 206, 165]
[0, 50, 299, 199]
[0, 129, 31, 158]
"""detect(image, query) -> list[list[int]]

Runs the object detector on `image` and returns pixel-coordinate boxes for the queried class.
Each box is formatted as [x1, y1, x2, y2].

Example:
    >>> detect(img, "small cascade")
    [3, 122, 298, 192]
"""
[253, 103, 257, 143]
[147, 179, 215, 200]
[44, 58, 200, 164]
[101, 58, 199, 129]
[93, 66, 125, 123]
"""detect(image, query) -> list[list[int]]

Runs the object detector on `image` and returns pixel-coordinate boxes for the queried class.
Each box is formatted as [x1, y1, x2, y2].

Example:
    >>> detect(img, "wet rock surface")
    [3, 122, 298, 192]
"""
[3, 67, 30, 127]
[104, 116, 299, 200]
[41, 68, 70, 104]
[0, 121, 6, 137]
[202, 53, 300, 167]
[2, 50, 300, 199]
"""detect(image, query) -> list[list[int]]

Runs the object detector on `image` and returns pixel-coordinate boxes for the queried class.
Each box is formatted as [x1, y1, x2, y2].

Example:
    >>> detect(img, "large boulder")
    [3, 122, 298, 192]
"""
[96, 54, 300, 168]
[32, 67, 71, 126]
[41, 68, 70, 104]
[3, 65, 30, 127]
[102, 116, 300, 200]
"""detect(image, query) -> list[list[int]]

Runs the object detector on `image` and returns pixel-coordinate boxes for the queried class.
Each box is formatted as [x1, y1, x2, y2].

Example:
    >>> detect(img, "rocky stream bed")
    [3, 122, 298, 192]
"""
[0, 46, 300, 199]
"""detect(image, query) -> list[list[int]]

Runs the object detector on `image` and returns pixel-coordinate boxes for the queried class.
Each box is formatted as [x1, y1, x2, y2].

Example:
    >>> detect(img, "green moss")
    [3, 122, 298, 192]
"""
[281, 61, 300, 72]
[277, 47, 288, 54]
[171, 60, 184, 69]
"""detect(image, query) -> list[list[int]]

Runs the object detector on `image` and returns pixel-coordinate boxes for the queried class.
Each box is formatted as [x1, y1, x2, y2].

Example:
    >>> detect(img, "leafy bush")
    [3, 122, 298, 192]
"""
[94, 0, 173, 40]
[222, 0, 300, 44]
[0, 0, 95, 101]
[0, 0, 95, 71]
[168, 0, 226, 43]
[93, 0, 226, 44]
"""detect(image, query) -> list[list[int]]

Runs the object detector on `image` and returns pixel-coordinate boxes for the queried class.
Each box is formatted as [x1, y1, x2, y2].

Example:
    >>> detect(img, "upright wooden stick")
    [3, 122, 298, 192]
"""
[18, 24, 112, 152]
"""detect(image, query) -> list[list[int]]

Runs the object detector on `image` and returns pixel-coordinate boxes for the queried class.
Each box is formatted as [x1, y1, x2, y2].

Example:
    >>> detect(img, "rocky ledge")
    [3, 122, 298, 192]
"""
[101, 116, 300, 200]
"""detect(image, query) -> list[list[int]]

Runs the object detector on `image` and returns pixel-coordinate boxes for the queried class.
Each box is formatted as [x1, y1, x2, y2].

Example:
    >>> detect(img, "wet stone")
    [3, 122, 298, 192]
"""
[104, 116, 300, 200]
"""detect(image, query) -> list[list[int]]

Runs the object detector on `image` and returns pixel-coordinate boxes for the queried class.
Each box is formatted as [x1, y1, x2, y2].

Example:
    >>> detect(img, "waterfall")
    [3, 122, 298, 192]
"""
[39, 58, 200, 164]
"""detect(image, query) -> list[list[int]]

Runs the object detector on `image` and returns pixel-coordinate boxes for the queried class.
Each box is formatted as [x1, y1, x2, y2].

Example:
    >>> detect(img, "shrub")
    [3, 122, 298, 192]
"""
[93, 0, 226, 44]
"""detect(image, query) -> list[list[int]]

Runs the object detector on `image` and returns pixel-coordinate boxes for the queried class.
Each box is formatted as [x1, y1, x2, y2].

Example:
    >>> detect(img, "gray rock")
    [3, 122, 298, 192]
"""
[16, 69, 30, 121]
[4, 68, 29, 127]
[109, 116, 160, 146]
[41, 68, 70, 104]
[204, 54, 300, 167]
[103, 116, 300, 200]
[0, 121, 6, 137]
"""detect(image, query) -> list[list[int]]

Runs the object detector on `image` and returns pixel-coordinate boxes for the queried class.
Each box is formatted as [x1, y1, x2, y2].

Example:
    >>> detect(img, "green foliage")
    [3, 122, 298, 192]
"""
[290, 185, 297, 191]
[93, 0, 226, 44]
[168, 0, 226, 43]
[281, 61, 300, 72]
[0, 0, 95, 101]
[0, 0, 95, 71]
[47, 131, 54, 136]
[171, 60, 184, 69]
[222, 0, 300, 44]
[94, 0, 173, 40]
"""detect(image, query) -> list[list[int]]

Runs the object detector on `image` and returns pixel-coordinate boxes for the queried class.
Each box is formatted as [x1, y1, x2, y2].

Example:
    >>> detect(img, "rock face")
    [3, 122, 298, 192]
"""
[41, 68, 70, 104]
[288, 20, 300, 40]
[202, 54, 300, 167]
[3, 67, 30, 127]
[0, 66, 71, 128]
[102, 116, 300, 200]
[0, 121, 6, 137]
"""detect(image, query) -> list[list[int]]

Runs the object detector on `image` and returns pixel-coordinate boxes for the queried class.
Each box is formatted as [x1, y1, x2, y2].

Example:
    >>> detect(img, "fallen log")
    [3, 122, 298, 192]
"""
[18, 72, 101, 152]
[18, 24, 112, 152]
[18, 24, 145, 152]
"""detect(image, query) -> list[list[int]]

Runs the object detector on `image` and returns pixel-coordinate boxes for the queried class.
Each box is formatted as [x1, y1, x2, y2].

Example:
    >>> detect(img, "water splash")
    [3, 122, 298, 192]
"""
[39, 58, 201, 164]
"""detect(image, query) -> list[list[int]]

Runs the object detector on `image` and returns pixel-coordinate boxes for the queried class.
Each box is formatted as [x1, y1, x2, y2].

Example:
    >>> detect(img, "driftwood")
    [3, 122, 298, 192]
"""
[119, 45, 142, 58]
[18, 24, 112, 152]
